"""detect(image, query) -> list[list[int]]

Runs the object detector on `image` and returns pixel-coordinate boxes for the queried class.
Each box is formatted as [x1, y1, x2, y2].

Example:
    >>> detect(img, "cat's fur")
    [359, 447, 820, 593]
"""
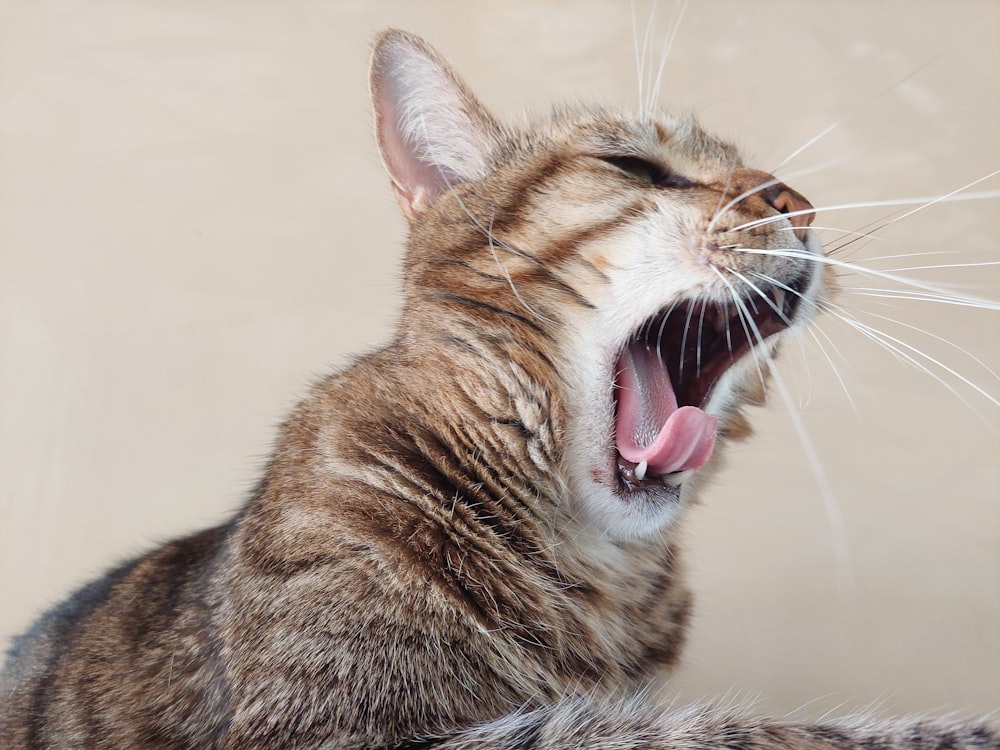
[1, 30, 995, 750]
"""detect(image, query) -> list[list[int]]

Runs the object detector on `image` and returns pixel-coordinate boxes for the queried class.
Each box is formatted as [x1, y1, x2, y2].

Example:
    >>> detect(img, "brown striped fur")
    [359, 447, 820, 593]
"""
[1, 30, 995, 750]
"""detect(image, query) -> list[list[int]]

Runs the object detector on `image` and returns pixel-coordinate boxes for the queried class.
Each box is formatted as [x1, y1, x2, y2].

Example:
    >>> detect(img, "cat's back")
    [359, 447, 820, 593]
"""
[1, 526, 231, 747]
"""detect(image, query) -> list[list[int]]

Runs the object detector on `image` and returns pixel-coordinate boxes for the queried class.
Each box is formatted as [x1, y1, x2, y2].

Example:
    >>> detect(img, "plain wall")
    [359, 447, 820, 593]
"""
[1, 0, 997, 718]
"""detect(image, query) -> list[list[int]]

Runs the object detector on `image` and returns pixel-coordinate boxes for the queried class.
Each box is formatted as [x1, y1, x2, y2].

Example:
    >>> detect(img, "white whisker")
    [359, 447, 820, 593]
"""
[732, 246, 1000, 311]
[636, 0, 658, 121]
[874, 169, 1000, 233]
[440, 172, 556, 327]
[745, 270, 858, 413]
[848, 249, 961, 264]
[771, 56, 939, 173]
[648, 0, 690, 117]
[822, 302, 1000, 417]
[678, 301, 696, 383]
[712, 267, 853, 592]
[772, 122, 840, 173]
[485, 212, 555, 326]
[856, 309, 1000, 386]
[696, 300, 707, 376]
[839, 287, 1000, 311]
[807, 322, 861, 419]
[729, 185, 1000, 234]
[867, 261, 1000, 274]
[727, 269, 792, 327]
[777, 225, 896, 246]
[710, 266, 765, 388]
[708, 159, 844, 233]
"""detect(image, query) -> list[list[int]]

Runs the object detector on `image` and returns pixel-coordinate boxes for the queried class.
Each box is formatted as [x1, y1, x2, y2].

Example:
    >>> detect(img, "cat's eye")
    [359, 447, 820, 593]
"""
[600, 156, 697, 190]
[603, 156, 660, 184]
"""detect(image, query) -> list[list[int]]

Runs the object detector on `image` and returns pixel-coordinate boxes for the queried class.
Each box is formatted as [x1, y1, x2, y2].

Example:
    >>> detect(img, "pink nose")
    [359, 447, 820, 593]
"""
[725, 168, 815, 230]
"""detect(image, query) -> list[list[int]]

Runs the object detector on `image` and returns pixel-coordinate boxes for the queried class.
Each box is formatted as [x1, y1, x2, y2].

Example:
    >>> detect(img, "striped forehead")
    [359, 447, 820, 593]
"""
[534, 109, 742, 171]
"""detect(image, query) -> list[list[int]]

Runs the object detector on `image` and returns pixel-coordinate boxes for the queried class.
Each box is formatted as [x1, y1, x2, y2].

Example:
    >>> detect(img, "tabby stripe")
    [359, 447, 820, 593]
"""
[578, 257, 612, 283]
[431, 292, 549, 337]
[412, 425, 538, 547]
[508, 267, 595, 310]
[435, 413, 541, 528]
[546, 210, 642, 267]
[367, 421, 533, 556]
[432, 256, 507, 284]
[449, 317, 561, 380]
[482, 154, 571, 237]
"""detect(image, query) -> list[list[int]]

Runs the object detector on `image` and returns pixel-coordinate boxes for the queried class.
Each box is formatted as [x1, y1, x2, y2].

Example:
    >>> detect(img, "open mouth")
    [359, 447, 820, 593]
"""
[613, 273, 809, 491]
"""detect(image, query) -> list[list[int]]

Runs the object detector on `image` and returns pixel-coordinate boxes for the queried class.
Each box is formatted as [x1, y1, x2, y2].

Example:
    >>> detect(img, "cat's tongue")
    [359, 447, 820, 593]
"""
[615, 342, 718, 476]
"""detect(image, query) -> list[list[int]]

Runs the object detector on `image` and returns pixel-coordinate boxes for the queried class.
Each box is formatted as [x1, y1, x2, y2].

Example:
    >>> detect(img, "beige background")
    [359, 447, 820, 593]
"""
[1, 0, 997, 719]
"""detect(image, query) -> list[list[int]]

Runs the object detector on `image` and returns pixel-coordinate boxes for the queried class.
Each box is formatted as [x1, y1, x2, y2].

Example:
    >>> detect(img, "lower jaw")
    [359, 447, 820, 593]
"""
[614, 452, 690, 495]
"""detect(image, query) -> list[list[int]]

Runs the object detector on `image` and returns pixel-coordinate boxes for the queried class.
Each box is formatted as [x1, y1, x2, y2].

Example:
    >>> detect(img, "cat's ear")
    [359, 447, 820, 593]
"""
[370, 30, 502, 220]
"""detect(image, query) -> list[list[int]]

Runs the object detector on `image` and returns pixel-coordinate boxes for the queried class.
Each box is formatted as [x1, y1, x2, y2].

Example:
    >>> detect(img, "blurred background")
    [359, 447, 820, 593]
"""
[1, 0, 997, 718]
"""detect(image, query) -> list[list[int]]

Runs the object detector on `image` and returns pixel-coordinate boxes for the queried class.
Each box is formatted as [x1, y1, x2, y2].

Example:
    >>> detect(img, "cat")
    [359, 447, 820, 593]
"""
[1, 28, 996, 750]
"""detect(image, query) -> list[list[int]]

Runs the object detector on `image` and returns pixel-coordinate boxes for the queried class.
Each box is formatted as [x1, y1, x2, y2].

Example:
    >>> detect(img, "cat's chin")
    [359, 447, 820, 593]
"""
[571, 463, 705, 540]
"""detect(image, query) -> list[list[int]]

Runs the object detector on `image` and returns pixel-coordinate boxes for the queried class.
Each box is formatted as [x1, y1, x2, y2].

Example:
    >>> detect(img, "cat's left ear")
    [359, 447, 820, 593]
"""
[370, 30, 503, 220]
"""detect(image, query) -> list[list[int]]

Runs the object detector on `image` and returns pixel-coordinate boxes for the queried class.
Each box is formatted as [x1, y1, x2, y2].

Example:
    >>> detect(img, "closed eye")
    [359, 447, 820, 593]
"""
[600, 155, 699, 190]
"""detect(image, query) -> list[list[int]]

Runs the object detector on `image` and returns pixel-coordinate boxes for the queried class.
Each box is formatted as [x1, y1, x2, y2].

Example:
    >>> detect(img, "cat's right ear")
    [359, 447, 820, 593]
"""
[370, 30, 502, 221]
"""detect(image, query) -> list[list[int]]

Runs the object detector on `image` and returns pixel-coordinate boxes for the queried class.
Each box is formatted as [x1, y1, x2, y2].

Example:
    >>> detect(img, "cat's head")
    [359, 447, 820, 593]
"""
[370, 30, 828, 539]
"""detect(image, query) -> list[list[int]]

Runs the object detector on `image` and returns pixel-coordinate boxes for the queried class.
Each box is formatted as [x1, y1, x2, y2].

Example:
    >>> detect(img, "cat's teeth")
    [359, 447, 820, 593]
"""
[772, 288, 786, 315]
[663, 470, 691, 487]
[634, 460, 648, 481]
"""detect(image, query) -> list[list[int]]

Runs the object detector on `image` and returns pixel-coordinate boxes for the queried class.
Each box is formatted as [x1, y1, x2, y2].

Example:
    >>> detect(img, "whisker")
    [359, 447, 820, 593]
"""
[648, 0, 690, 117]
[485, 213, 555, 326]
[635, 0, 658, 121]
[745, 270, 860, 409]
[678, 301, 696, 384]
[770, 56, 939, 173]
[856, 309, 1000, 386]
[712, 267, 853, 591]
[707, 159, 843, 233]
[732, 246, 1000, 311]
[728, 184, 1000, 234]
[838, 287, 1000, 311]
[727, 269, 793, 328]
[722, 300, 733, 356]
[821, 302, 1000, 416]
[655, 300, 680, 366]
[846, 249, 961, 264]
[866, 261, 1000, 274]
[442, 171, 557, 326]
[696, 299, 708, 376]
[871, 169, 1000, 234]
[709, 266, 766, 394]
[806, 322, 861, 418]
[772, 122, 840, 173]
[710, 163, 740, 228]
[746, 270, 819, 317]
[630, 0, 643, 118]
[777, 224, 896, 246]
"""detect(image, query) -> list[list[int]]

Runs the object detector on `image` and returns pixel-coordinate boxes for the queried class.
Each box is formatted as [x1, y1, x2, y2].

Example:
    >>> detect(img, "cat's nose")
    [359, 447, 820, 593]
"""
[727, 168, 815, 230]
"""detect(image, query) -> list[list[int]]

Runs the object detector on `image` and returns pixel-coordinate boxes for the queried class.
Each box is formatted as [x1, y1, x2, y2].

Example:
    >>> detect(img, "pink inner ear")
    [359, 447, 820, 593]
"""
[370, 32, 499, 217]
[372, 72, 450, 212]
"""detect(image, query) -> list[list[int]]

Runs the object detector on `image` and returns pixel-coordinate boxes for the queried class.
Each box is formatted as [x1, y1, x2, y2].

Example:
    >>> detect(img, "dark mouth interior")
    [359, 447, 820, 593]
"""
[634, 274, 808, 409]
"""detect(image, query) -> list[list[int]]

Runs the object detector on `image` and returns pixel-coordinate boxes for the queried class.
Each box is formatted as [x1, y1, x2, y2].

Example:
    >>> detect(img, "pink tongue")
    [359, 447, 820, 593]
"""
[615, 343, 718, 475]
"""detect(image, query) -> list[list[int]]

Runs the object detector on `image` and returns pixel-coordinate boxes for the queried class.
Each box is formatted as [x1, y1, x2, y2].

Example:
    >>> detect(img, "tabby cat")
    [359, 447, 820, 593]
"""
[1, 30, 995, 750]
